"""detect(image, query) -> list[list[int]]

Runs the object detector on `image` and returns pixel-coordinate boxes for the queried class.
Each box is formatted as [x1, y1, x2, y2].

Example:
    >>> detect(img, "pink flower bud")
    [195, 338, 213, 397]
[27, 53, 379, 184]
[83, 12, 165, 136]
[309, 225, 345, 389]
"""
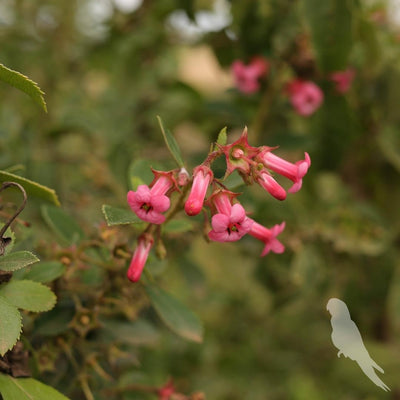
[157, 379, 175, 400]
[207, 190, 253, 242]
[177, 167, 190, 186]
[127, 234, 154, 282]
[248, 220, 285, 256]
[330, 68, 355, 94]
[184, 166, 213, 216]
[256, 170, 287, 201]
[287, 79, 323, 116]
[259, 150, 311, 193]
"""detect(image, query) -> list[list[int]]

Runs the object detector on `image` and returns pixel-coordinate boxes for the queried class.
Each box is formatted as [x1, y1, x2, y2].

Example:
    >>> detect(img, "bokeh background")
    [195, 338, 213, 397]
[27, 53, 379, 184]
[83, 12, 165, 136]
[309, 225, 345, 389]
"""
[1, 0, 400, 399]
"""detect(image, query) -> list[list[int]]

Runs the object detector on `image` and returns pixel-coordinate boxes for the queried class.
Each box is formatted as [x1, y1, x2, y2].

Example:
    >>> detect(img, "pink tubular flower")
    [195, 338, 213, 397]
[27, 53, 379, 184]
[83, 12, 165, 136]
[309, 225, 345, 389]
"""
[287, 79, 324, 116]
[232, 57, 269, 94]
[185, 165, 213, 216]
[256, 170, 287, 201]
[219, 127, 260, 176]
[127, 170, 177, 224]
[248, 220, 286, 256]
[127, 234, 154, 282]
[330, 68, 355, 94]
[207, 190, 253, 242]
[259, 149, 311, 193]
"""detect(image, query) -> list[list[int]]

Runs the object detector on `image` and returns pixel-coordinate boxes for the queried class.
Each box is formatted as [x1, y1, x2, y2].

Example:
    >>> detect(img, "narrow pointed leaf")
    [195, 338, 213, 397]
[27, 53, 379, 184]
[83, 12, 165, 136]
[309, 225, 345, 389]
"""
[216, 126, 227, 146]
[0, 280, 56, 312]
[102, 204, 143, 226]
[0, 297, 21, 356]
[156, 116, 184, 167]
[0, 63, 47, 112]
[0, 375, 70, 400]
[0, 251, 39, 272]
[0, 170, 59, 206]
[41, 205, 84, 245]
[146, 284, 203, 342]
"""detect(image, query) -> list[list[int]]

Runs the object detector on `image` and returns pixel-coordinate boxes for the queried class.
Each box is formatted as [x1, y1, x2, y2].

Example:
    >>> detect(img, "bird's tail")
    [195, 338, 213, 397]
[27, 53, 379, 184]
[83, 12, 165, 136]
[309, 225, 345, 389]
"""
[370, 358, 384, 374]
[357, 361, 390, 392]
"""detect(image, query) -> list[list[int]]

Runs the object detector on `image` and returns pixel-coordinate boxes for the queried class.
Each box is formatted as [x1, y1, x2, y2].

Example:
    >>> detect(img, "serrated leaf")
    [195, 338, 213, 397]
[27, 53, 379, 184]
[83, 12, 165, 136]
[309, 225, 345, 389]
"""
[0, 63, 47, 112]
[0, 251, 39, 272]
[0, 375, 70, 400]
[164, 219, 194, 233]
[302, 0, 354, 72]
[0, 170, 59, 206]
[41, 205, 84, 245]
[102, 204, 143, 226]
[21, 261, 65, 283]
[0, 297, 21, 356]
[146, 284, 203, 342]
[156, 116, 184, 167]
[0, 280, 56, 312]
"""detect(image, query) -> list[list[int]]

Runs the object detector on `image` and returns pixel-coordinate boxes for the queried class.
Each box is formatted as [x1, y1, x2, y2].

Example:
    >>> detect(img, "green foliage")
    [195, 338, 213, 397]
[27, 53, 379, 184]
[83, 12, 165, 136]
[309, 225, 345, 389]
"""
[0, 375, 70, 400]
[0, 171, 59, 206]
[0, 297, 22, 356]
[146, 283, 203, 343]
[301, 0, 354, 72]
[41, 205, 84, 245]
[21, 261, 66, 283]
[102, 204, 142, 226]
[0, 63, 47, 112]
[0, 251, 39, 272]
[0, 280, 56, 312]
[157, 116, 185, 167]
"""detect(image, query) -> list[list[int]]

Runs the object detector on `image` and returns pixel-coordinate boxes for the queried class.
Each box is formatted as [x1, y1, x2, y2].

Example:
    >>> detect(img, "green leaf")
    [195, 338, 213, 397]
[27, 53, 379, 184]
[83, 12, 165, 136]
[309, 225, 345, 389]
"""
[0, 227, 15, 256]
[164, 219, 194, 233]
[0, 251, 39, 272]
[21, 261, 65, 283]
[0, 375, 70, 400]
[102, 204, 143, 226]
[146, 283, 203, 342]
[100, 319, 160, 346]
[0, 280, 56, 312]
[301, 0, 354, 72]
[128, 159, 160, 191]
[41, 205, 84, 245]
[0, 297, 21, 356]
[0, 63, 47, 112]
[156, 116, 185, 167]
[0, 170, 59, 206]
[216, 126, 227, 146]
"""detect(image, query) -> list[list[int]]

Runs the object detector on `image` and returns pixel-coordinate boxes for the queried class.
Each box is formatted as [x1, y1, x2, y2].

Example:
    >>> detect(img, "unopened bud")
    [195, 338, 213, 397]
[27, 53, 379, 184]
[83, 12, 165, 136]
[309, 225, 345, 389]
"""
[177, 167, 190, 186]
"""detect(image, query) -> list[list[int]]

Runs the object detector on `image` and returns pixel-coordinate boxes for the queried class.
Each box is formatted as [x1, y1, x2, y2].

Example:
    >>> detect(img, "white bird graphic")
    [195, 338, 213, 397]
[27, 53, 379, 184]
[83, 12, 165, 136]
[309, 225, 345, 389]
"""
[326, 298, 390, 392]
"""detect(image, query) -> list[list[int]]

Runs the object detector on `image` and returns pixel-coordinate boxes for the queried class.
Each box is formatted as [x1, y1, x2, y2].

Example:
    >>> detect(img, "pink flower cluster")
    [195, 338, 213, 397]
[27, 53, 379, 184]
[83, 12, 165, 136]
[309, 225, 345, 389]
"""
[231, 57, 355, 117]
[125, 128, 311, 282]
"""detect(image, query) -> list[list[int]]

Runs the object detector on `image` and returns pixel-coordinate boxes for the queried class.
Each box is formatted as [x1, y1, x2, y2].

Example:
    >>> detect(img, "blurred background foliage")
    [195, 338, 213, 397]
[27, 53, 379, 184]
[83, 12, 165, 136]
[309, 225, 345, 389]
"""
[1, 0, 400, 399]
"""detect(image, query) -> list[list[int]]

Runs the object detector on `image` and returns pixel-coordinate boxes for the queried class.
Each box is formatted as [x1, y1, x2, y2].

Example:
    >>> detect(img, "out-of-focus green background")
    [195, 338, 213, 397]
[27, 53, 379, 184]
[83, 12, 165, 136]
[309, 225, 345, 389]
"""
[1, 0, 400, 399]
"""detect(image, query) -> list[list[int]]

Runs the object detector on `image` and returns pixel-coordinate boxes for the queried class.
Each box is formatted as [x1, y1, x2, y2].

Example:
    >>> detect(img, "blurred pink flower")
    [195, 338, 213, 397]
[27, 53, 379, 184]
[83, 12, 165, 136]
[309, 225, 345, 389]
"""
[157, 379, 175, 400]
[232, 57, 269, 94]
[127, 234, 153, 282]
[248, 221, 286, 256]
[287, 79, 323, 116]
[127, 170, 176, 224]
[208, 190, 253, 242]
[256, 170, 287, 201]
[259, 149, 311, 193]
[185, 165, 213, 216]
[330, 68, 355, 93]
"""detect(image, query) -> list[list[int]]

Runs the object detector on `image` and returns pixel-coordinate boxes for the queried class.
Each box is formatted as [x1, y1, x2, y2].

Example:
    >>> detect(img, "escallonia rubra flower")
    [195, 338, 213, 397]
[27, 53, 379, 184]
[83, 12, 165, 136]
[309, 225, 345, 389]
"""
[184, 165, 213, 216]
[248, 220, 286, 256]
[207, 189, 253, 242]
[287, 79, 324, 116]
[127, 169, 178, 224]
[231, 57, 269, 94]
[127, 233, 154, 282]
